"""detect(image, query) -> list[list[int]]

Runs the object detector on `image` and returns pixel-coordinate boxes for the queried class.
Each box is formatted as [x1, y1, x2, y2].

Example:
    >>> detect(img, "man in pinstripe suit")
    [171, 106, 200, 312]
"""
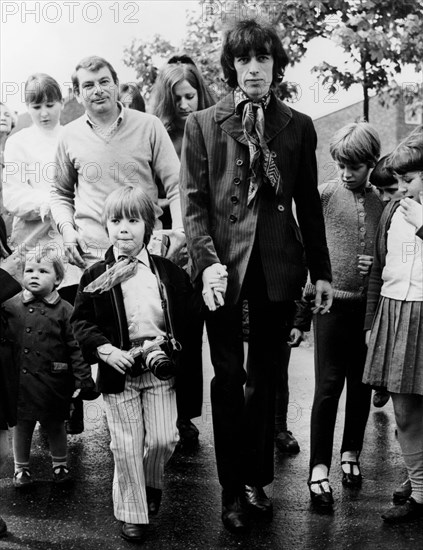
[180, 19, 333, 532]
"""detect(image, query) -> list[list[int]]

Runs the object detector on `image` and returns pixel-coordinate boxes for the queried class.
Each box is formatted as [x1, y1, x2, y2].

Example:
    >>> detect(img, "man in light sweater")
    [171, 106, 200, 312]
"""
[51, 56, 183, 274]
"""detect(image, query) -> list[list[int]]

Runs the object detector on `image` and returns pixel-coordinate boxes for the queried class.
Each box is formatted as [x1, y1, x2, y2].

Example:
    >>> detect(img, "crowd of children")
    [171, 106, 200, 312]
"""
[0, 66, 422, 543]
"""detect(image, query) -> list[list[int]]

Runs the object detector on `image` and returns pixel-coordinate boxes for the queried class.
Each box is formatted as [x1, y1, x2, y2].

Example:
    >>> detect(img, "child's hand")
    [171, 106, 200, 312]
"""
[399, 197, 423, 230]
[357, 254, 373, 276]
[97, 344, 134, 375]
[365, 330, 371, 347]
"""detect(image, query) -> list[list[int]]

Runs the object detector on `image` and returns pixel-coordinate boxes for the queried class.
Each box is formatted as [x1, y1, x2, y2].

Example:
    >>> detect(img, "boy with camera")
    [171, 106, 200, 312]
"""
[71, 186, 210, 542]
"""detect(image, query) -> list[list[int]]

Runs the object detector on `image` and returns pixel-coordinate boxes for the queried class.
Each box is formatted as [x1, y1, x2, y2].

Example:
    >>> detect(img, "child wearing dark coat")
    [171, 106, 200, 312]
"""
[2, 245, 94, 488]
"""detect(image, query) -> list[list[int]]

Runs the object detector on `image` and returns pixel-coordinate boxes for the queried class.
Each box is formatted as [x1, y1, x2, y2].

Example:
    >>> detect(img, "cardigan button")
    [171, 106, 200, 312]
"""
[277, 204, 284, 212]
[22, 369, 28, 374]
[24, 348, 29, 354]
[235, 159, 243, 166]
[230, 196, 239, 204]
[229, 215, 238, 223]
[26, 327, 31, 333]
[29, 308, 34, 313]
[40, 310, 46, 315]
[233, 177, 241, 185]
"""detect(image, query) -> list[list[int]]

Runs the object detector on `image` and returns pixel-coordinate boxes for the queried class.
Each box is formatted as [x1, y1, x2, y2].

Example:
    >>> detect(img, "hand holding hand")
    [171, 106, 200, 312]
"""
[365, 330, 371, 347]
[39, 202, 51, 223]
[399, 197, 423, 230]
[357, 254, 373, 276]
[202, 263, 228, 311]
[313, 279, 333, 314]
[287, 328, 304, 348]
[97, 344, 134, 375]
[62, 225, 87, 269]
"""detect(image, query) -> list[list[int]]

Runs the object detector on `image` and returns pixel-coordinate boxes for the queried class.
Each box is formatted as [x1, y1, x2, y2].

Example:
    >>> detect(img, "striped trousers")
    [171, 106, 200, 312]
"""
[103, 371, 178, 524]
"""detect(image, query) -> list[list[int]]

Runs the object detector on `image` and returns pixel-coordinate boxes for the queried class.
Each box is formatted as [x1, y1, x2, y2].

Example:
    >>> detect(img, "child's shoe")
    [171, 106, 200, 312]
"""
[53, 465, 72, 485]
[13, 468, 33, 489]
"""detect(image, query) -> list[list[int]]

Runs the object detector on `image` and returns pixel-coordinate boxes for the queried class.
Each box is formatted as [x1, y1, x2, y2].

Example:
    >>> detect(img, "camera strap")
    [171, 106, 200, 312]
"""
[150, 256, 182, 353]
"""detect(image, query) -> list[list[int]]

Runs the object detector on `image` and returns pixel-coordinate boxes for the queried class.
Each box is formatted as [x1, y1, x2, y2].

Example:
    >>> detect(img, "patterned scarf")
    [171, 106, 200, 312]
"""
[83, 256, 138, 294]
[235, 88, 282, 206]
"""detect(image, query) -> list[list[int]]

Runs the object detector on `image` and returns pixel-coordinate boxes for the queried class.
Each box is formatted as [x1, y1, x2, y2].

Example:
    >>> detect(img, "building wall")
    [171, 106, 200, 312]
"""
[313, 96, 421, 186]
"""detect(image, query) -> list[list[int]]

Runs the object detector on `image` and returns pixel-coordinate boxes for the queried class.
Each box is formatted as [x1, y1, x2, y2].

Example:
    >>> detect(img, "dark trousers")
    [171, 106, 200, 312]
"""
[275, 344, 291, 433]
[309, 302, 371, 474]
[206, 252, 294, 491]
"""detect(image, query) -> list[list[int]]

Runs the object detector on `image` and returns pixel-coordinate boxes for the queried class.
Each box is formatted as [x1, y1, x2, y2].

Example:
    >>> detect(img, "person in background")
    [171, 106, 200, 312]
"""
[363, 129, 423, 523]
[307, 122, 384, 510]
[0, 102, 16, 236]
[0, 215, 23, 538]
[119, 82, 146, 112]
[180, 19, 332, 532]
[151, 59, 216, 445]
[2, 247, 94, 488]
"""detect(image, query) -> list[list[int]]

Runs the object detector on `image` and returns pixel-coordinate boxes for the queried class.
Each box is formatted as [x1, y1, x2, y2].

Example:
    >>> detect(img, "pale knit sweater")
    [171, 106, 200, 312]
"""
[50, 108, 182, 260]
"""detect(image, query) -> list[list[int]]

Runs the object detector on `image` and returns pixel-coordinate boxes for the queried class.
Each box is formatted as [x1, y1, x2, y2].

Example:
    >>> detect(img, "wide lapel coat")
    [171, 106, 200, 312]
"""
[180, 92, 331, 305]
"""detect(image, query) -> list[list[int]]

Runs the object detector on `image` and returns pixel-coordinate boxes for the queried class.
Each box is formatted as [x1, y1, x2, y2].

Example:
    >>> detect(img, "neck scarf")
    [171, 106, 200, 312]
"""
[83, 256, 138, 294]
[235, 89, 282, 206]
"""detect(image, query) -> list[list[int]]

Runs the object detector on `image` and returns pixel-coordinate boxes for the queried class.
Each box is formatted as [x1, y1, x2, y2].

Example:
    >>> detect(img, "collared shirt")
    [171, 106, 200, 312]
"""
[85, 102, 124, 142]
[112, 246, 166, 342]
[22, 289, 61, 305]
[381, 207, 423, 301]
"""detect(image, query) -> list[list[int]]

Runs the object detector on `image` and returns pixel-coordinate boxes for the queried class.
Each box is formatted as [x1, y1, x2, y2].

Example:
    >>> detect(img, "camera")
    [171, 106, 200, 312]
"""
[128, 336, 177, 381]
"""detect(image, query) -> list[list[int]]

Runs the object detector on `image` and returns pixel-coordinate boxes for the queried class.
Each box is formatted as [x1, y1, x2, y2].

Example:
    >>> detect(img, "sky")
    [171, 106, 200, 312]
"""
[1, 0, 420, 119]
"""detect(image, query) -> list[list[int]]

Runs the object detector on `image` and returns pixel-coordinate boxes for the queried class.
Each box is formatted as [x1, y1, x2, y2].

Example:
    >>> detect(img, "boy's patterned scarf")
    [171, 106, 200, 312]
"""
[234, 88, 282, 206]
[83, 256, 138, 294]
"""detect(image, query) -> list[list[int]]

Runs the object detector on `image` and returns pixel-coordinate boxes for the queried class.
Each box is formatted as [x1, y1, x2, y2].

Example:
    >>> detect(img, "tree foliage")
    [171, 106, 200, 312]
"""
[123, 0, 423, 119]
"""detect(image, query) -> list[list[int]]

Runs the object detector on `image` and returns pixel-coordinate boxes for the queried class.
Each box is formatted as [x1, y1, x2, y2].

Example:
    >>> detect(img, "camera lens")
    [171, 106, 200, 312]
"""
[147, 353, 176, 380]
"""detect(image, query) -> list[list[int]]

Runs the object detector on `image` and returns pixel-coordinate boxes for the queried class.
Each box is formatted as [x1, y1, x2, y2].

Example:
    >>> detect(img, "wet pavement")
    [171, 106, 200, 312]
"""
[1, 337, 422, 549]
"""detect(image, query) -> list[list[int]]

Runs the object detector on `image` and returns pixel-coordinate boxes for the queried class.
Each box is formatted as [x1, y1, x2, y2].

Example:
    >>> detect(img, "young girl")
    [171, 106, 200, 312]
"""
[2, 246, 94, 487]
[3, 73, 80, 286]
[363, 129, 423, 523]
[71, 186, 210, 542]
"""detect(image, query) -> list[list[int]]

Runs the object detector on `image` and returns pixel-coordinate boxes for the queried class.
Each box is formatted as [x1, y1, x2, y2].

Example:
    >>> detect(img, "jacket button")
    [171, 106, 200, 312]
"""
[29, 308, 34, 313]
[24, 348, 29, 354]
[230, 196, 239, 204]
[233, 177, 241, 185]
[38, 330, 42, 335]
[270, 151, 277, 158]
[22, 369, 27, 374]
[40, 310, 46, 315]
[277, 204, 284, 212]
[26, 327, 31, 333]
[229, 215, 237, 223]
[236, 159, 243, 166]
[35, 351, 40, 356]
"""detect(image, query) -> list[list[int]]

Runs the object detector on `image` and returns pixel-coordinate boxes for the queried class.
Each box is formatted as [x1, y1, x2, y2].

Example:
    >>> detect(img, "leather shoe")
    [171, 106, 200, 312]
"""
[392, 479, 412, 504]
[221, 490, 248, 533]
[241, 485, 273, 516]
[382, 497, 423, 523]
[308, 478, 334, 510]
[146, 486, 162, 516]
[0, 516, 7, 538]
[121, 522, 148, 542]
[373, 389, 390, 408]
[275, 430, 300, 454]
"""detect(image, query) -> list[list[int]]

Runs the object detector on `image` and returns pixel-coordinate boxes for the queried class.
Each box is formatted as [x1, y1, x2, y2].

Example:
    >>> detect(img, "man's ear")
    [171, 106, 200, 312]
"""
[75, 88, 83, 104]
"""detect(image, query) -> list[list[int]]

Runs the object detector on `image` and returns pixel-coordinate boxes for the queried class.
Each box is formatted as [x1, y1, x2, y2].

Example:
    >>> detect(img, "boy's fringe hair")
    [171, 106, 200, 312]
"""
[102, 186, 156, 245]
[329, 121, 381, 167]
[385, 128, 423, 175]
[24, 244, 65, 284]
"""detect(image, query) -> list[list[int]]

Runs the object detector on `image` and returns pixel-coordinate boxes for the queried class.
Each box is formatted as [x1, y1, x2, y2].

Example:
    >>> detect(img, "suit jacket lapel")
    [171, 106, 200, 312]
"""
[215, 91, 293, 146]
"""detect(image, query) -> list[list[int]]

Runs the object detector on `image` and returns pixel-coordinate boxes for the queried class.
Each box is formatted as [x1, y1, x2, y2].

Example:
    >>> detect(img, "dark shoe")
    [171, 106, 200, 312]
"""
[373, 389, 390, 408]
[13, 468, 33, 489]
[121, 522, 148, 542]
[66, 396, 84, 435]
[0, 517, 7, 537]
[382, 497, 423, 523]
[341, 460, 362, 488]
[393, 479, 412, 504]
[275, 430, 300, 454]
[146, 486, 162, 516]
[53, 465, 72, 485]
[177, 418, 199, 444]
[308, 478, 334, 509]
[241, 485, 273, 517]
[222, 490, 248, 533]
